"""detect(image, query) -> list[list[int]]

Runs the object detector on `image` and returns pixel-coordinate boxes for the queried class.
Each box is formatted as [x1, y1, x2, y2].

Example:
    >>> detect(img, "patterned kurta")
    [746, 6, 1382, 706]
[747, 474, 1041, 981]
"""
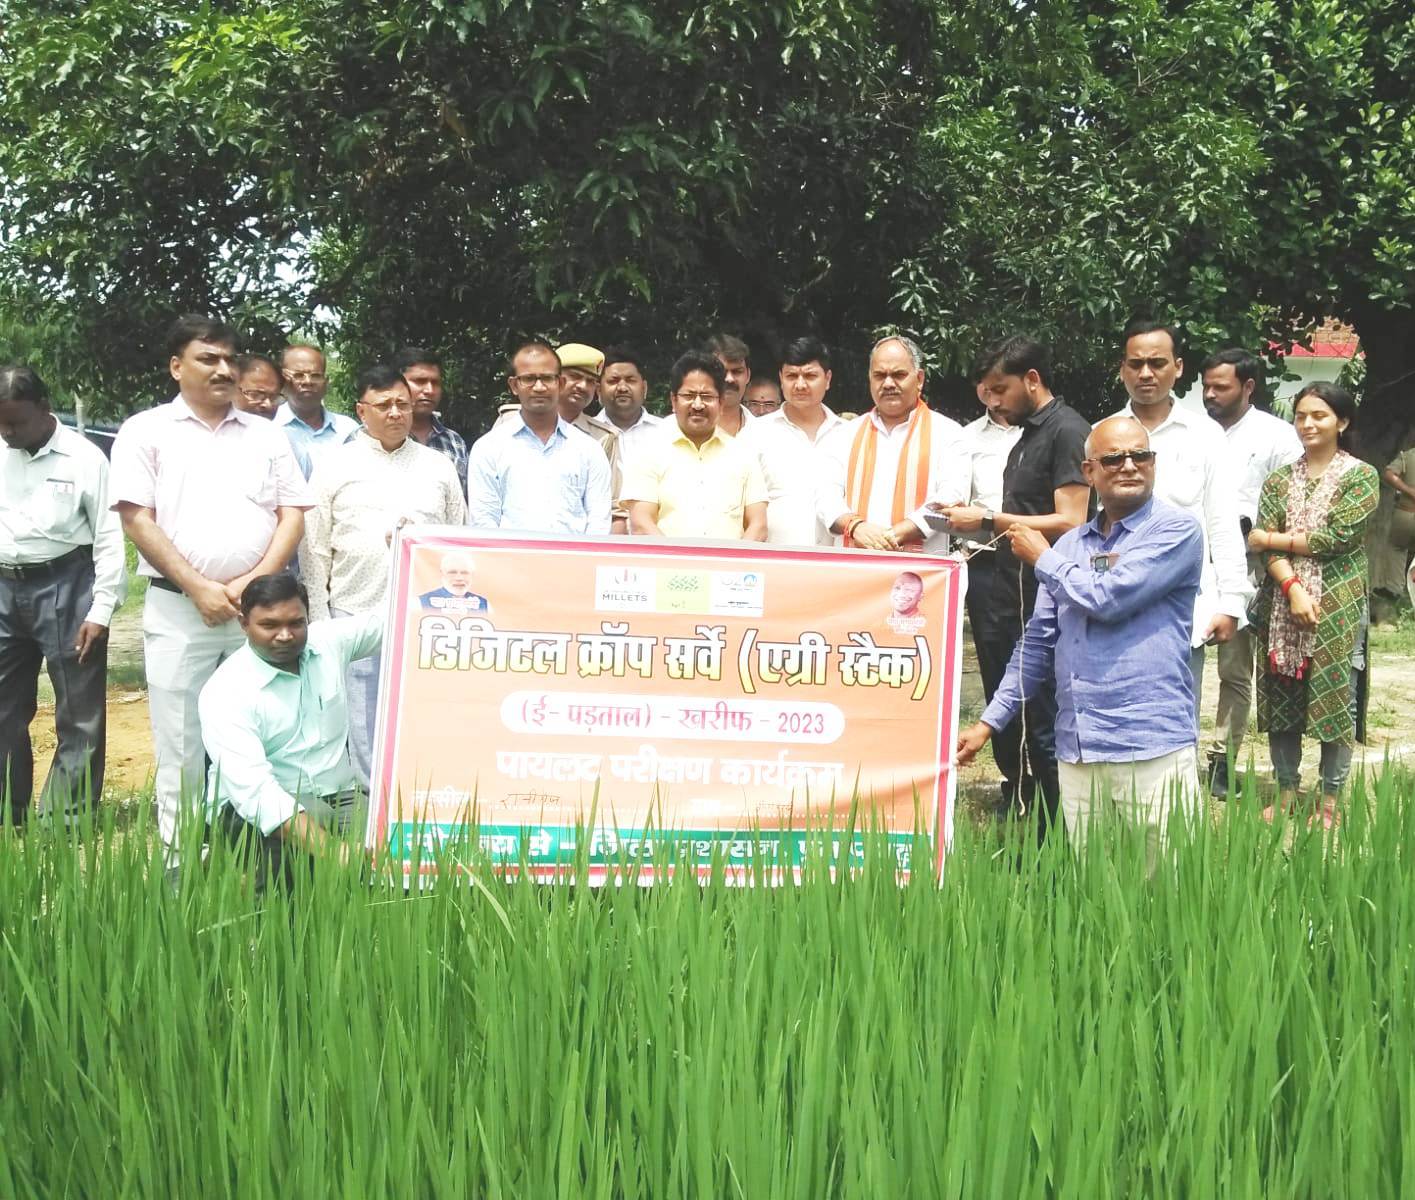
[1254, 458, 1379, 744]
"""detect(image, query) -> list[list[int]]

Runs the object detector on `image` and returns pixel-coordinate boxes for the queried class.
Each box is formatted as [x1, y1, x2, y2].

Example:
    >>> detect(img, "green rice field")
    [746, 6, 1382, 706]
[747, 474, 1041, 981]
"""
[5, 770, 1415, 1197]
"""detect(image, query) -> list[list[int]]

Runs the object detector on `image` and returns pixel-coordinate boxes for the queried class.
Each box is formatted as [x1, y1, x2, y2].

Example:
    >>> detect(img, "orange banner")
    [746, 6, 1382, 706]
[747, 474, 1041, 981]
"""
[367, 530, 966, 881]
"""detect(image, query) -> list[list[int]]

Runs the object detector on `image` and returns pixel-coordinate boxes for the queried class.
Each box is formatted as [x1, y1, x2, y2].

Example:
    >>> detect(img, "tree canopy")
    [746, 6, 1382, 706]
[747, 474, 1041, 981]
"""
[1, 0, 1411, 450]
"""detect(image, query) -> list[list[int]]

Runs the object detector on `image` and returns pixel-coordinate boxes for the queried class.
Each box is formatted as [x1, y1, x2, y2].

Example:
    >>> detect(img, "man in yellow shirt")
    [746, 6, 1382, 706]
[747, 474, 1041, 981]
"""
[623, 351, 768, 541]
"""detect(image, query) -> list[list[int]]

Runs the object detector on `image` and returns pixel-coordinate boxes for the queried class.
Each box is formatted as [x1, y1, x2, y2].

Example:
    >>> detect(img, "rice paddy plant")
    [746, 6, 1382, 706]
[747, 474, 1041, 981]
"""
[3, 767, 1415, 1197]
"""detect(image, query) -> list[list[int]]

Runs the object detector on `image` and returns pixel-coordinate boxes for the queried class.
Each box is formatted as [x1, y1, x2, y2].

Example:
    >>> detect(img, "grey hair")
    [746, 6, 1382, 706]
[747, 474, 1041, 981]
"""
[870, 334, 925, 372]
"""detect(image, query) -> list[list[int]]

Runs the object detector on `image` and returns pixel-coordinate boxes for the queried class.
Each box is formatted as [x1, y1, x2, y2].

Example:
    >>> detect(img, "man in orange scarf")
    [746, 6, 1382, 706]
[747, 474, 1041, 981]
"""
[817, 336, 968, 552]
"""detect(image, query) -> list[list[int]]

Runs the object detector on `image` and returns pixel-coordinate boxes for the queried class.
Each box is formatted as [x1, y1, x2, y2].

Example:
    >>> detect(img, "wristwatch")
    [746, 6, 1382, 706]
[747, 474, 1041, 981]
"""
[980, 509, 996, 535]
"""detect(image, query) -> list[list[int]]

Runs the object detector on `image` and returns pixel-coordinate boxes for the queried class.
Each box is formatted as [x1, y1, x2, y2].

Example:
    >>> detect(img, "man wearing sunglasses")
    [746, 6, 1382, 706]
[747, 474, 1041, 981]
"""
[957, 417, 1204, 865]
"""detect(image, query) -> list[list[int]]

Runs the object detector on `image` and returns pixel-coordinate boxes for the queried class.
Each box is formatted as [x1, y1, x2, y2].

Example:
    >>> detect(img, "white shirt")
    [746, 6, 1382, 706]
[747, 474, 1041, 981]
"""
[467, 416, 613, 536]
[740, 406, 853, 546]
[304, 432, 466, 621]
[817, 408, 969, 552]
[1, 421, 125, 625]
[109, 396, 312, 585]
[600, 409, 664, 470]
[1222, 405, 1303, 522]
[963, 413, 1023, 510]
[1112, 399, 1253, 643]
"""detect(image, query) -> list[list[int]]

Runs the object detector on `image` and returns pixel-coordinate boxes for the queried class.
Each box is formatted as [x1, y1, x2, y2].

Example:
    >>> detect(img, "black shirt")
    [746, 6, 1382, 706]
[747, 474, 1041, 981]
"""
[991, 395, 1092, 607]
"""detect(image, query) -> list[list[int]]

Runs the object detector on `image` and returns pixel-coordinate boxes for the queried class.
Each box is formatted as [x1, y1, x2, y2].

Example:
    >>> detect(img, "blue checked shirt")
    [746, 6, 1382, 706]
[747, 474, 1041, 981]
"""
[423, 417, 470, 499]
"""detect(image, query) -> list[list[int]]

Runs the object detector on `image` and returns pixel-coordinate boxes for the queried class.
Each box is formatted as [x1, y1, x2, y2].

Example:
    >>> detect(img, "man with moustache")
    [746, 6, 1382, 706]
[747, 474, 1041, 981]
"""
[1107, 319, 1250, 721]
[595, 346, 663, 470]
[111, 316, 311, 865]
[740, 336, 852, 546]
[934, 335, 1091, 826]
[623, 350, 767, 540]
[275, 344, 358, 478]
[468, 341, 613, 535]
[957, 418, 1204, 863]
[707, 332, 755, 437]
[1199, 347, 1302, 796]
[304, 364, 465, 788]
[555, 343, 625, 529]
[200, 573, 382, 888]
[396, 347, 470, 500]
[817, 335, 969, 554]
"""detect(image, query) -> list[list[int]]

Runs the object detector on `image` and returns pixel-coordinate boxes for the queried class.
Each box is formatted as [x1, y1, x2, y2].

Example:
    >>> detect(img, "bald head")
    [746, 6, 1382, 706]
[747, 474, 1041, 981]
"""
[1085, 416, 1149, 459]
[1083, 416, 1156, 521]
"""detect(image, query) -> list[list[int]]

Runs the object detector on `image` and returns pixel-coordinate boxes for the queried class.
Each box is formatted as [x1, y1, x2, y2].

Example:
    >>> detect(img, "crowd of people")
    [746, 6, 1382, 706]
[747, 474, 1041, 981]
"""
[0, 311, 1400, 881]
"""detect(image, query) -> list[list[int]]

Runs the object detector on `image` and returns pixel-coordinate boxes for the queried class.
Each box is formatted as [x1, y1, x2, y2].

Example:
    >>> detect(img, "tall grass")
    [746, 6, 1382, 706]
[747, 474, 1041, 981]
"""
[3, 769, 1415, 1196]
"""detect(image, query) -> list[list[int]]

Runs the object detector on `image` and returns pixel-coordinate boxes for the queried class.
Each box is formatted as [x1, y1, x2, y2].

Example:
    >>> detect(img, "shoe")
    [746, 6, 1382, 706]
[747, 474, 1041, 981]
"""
[1208, 753, 1230, 800]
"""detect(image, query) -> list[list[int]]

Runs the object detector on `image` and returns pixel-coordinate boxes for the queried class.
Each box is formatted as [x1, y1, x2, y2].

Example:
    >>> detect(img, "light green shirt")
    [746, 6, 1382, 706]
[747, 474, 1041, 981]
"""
[199, 611, 383, 834]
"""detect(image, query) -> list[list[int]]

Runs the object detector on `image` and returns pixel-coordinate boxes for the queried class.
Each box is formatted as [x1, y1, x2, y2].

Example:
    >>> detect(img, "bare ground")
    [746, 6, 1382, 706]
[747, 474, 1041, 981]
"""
[28, 605, 1415, 818]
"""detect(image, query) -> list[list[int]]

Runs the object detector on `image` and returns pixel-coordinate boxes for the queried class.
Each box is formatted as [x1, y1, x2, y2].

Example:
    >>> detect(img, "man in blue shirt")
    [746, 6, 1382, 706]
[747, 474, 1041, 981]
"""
[957, 416, 1204, 860]
[466, 341, 613, 535]
[274, 344, 358, 479]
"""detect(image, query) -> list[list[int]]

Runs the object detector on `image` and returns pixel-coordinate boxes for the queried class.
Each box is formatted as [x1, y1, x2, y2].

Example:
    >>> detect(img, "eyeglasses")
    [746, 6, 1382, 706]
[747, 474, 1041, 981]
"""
[361, 399, 413, 413]
[1092, 449, 1157, 470]
[239, 389, 280, 404]
[675, 390, 721, 404]
[283, 370, 326, 383]
[512, 373, 559, 388]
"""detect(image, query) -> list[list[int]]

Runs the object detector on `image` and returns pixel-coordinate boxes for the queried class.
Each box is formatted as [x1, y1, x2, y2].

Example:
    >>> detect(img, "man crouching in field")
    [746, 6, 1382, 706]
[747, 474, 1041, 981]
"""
[198, 574, 380, 889]
[957, 417, 1204, 865]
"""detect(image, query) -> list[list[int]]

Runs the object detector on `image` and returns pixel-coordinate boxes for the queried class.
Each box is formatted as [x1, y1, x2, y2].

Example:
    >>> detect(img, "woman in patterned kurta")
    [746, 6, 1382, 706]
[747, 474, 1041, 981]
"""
[1250, 383, 1378, 825]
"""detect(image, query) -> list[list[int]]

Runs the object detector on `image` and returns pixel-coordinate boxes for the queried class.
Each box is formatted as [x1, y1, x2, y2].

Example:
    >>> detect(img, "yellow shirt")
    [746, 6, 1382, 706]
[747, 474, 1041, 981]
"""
[622, 426, 767, 539]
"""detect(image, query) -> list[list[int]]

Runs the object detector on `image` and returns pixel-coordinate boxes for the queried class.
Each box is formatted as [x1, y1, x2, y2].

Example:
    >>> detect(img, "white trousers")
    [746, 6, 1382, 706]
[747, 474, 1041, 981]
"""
[1057, 745, 1201, 869]
[142, 587, 245, 859]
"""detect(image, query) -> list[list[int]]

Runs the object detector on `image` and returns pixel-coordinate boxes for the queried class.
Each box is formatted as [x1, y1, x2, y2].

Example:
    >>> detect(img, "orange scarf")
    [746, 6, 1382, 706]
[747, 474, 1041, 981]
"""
[843, 402, 933, 545]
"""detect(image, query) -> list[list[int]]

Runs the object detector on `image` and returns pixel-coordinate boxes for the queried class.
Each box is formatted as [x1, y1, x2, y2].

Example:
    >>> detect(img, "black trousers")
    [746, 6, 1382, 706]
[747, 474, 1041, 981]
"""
[0, 553, 106, 823]
[966, 553, 1060, 824]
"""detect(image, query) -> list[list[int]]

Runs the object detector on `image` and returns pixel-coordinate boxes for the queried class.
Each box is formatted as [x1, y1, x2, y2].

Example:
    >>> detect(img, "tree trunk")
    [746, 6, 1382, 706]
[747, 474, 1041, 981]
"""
[1348, 305, 1415, 603]
[1349, 305, 1415, 466]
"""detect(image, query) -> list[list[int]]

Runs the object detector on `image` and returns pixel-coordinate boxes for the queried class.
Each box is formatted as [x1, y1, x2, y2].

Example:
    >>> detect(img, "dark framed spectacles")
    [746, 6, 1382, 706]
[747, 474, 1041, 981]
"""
[675, 390, 721, 404]
[512, 373, 559, 388]
[1092, 449, 1157, 470]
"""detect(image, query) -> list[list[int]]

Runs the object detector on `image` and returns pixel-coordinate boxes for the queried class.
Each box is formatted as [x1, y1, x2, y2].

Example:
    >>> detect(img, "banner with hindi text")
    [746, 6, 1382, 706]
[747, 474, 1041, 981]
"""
[367, 529, 966, 881]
